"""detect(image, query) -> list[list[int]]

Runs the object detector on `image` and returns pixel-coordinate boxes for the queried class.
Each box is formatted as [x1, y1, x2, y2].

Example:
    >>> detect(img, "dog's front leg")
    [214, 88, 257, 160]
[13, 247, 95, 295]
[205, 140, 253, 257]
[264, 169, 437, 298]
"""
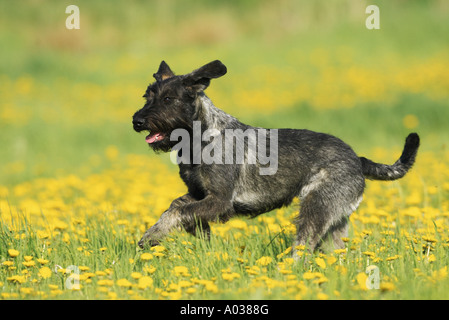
[138, 194, 195, 248]
[180, 194, 234, 237]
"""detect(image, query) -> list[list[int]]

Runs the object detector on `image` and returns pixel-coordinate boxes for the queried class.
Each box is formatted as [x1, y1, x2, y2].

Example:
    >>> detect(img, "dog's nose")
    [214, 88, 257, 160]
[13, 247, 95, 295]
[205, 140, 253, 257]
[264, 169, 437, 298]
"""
[133, 117, 146, 131]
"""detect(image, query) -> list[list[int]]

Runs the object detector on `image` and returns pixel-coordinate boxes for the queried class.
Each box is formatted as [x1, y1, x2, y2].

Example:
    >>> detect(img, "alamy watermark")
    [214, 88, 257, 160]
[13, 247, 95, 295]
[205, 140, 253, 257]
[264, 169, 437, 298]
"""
[55, 264, 80, 290]
[366, 5, 380, 30]
[65, 5, 80, 29]
[365, 265, 380, 290]
[169, 121, 279, 176]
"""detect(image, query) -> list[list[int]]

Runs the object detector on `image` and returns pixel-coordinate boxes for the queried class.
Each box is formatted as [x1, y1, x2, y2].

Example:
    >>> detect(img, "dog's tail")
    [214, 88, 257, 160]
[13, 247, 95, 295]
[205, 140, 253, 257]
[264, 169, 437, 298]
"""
[359, 133, 420, 181]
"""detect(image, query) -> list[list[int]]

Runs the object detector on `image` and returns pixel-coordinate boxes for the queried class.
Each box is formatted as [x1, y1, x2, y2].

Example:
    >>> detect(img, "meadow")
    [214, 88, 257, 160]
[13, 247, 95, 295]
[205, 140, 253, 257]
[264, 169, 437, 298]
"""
[0, 0, 449, 300]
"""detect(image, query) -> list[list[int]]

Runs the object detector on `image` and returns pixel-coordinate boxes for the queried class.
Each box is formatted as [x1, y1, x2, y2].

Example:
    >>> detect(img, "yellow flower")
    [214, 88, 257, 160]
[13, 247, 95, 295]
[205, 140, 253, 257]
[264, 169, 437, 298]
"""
[137, 276, 153, 289]
[315, 257, 326, 269]
[38, 267, 52, 279]
[7, 275, 26, 284]
[140, 253, 154, 261]
[245, 266, 260, 275]
[256, 256, 273, 266]
[143, 265, 156, 274]
[151, 245, 166, 253]
[186, 287, 197, 294]
[131, 272, 142, 279]
[23, 256, 33, 262]
[8, 249, 20, 258]
[317, 292, 329, 300]
[173, 266, 190, 277]
[153, 252, 165, 258]
[20, 287, 34, 295]
[22, 261, 35, 267]
[380, 282, 396, 292]
[355, 272, 368, 291]
[222, 272, 241, 281]
[37, 258, 49, 265]
[362, 251, 376, 258]
[178, 280, 193, 288]
[116, 278, 133, 288]
[326, 256, 338, 266]
[97, 279, 114, 287]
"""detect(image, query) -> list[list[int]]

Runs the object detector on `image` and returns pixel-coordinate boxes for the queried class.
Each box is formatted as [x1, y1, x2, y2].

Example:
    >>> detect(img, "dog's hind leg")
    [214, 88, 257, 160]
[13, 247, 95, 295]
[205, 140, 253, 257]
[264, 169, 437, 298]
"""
[318, 217, 349, 252]
[293, 182, 363, 256]
[293, 190, 338, 255]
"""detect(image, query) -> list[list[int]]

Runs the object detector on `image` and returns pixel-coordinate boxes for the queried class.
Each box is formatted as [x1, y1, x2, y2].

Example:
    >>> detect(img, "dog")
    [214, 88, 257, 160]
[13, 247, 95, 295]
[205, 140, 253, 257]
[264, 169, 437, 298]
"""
[132, 60, 419, 253]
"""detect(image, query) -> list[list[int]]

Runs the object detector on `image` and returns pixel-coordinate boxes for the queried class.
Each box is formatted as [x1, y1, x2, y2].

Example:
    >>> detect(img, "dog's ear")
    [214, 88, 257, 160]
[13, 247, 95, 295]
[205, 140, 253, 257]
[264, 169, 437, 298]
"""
[153, 61, 175, 82]
[182, 60, 227, 92]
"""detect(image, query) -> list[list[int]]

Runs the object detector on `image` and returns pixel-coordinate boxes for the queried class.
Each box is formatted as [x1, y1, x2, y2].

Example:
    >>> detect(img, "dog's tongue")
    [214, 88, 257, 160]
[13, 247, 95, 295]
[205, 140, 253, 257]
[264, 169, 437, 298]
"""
[146, 132, 164, 144]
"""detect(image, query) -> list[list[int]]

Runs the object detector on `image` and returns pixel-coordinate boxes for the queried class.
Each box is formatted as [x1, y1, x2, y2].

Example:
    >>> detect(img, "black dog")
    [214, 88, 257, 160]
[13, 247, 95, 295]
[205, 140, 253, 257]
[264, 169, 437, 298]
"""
[133, 60, 419, 254]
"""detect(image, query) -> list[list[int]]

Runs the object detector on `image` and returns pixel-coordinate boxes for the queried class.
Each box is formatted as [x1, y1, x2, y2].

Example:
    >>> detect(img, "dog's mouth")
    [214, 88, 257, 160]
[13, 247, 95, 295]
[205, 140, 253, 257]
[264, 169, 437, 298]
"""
[145, 132, 166, 144]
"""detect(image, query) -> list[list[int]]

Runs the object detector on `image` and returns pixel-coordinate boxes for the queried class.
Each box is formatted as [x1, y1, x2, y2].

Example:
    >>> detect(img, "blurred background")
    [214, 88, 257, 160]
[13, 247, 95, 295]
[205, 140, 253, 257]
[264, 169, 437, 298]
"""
[0, 0, 448, 185]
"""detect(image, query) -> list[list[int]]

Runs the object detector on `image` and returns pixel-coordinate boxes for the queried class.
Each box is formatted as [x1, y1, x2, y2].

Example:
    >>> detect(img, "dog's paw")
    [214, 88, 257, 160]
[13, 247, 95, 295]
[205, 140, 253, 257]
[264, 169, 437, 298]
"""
[138, 236, 160, 249]
[138, 224, 164, 249]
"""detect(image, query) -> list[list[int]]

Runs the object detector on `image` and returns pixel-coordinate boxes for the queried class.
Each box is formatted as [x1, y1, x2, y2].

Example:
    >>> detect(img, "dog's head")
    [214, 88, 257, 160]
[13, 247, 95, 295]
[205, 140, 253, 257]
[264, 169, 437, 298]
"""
[132, 60, 227, 152]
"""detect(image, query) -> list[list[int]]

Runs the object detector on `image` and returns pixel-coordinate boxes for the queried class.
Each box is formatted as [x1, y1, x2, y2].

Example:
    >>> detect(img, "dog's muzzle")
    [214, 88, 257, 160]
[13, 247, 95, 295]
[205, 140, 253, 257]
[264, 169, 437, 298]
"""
[132, 117, 146, 132]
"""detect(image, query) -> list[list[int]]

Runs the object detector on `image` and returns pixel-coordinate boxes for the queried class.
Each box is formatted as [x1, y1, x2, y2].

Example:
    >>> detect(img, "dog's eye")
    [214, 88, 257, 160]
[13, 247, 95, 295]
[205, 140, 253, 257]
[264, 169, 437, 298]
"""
[163, 96, 172, 104]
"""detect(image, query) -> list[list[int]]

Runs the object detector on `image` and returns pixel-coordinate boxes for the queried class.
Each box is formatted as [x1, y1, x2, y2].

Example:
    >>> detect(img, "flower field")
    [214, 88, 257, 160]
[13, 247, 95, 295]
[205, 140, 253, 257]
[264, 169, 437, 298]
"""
[1, 1, 449, 300]
[1, 146, 449, 300]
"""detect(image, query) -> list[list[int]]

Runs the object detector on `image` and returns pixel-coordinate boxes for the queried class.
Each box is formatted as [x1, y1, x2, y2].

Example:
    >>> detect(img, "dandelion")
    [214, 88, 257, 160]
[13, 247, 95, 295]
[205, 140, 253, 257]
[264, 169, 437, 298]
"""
[246, 266, 261, 275]
[317, 292, 329, 300]
[173, 266, 190, 277]
[116, 278, 133, 288]
[151, 245, 167, 253]
[143, 265, 156, 274]
[315, 257, 326, 269]
[131, 272, 142, 279]
[256, 256, 273, 266]
[326, 256, 338, 266]
[362, 251, 376, 258]
[186, 287, 197, 294]
[22, 261, 36, 267]
[140, 253, 154, 261]
[137, 276, 153, 289]
[7, 275, 26, 284]
[38, 267, 52, 279]
[222, 272, 241, 281]
[97, 279, 114, 287]
[8, 249, 19, 258]
[380, 282, 396, 292]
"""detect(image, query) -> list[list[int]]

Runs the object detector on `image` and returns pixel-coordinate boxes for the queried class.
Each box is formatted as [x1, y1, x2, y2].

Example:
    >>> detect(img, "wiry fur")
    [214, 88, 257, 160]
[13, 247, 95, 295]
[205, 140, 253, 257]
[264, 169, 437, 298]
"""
[132, 60, 420, 254]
